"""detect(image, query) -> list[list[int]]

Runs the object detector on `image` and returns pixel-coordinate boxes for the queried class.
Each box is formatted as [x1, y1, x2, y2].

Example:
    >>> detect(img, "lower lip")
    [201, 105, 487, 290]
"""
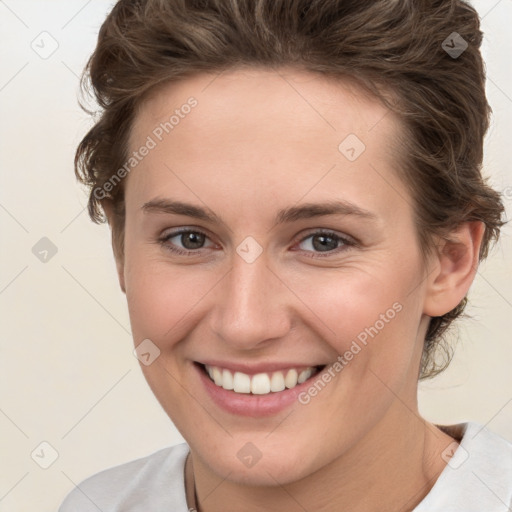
[194, 363, 322, 417]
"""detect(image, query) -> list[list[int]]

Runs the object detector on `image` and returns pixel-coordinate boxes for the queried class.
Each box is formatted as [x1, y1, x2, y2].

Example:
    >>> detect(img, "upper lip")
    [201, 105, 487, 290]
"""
[196, 360, 327, 375]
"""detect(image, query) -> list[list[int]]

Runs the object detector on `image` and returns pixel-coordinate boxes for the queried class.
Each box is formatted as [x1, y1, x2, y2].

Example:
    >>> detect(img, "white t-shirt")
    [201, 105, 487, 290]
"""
[58, 422, 512, 511]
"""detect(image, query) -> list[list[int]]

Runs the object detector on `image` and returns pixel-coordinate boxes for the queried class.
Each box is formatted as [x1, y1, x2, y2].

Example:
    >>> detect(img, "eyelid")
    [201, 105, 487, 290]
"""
[160, 226, 211, 240]
[291, 229, 357, 257]
[294, 228, 357, 246]
[158, 227, 216, 255]
[158, 226, 357, 257]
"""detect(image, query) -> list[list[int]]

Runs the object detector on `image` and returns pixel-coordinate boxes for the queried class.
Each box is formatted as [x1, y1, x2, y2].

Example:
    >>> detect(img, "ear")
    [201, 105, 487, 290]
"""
[102, 200, 126, 294]
[423, 221, 485, 317]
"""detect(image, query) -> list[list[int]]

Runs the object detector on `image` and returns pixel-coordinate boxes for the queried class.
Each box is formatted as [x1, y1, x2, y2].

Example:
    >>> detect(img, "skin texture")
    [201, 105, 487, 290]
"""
[105, 67, 485, 512]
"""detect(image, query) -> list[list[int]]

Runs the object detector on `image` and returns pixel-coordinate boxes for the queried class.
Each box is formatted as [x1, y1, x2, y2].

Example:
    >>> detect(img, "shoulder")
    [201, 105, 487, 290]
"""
[415, 422, 512, 512]
[455, 421, 512, 477]
[58, 442, 190, 512]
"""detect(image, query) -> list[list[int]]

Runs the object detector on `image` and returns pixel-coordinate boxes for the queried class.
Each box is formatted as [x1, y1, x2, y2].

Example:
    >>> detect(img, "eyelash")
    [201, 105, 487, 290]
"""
[158, 228, 357, 258]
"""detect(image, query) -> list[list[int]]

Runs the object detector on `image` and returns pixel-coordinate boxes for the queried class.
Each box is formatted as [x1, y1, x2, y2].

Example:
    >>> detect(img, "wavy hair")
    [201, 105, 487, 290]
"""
[75, 0, 506, 379]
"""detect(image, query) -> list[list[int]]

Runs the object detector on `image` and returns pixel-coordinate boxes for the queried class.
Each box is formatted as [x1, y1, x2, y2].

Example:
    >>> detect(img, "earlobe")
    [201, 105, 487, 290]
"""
[423, 221, 485, 317]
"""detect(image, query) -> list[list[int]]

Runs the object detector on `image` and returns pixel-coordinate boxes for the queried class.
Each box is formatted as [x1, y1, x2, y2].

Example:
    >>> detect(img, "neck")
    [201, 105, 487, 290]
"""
[187, 406, 456, 512]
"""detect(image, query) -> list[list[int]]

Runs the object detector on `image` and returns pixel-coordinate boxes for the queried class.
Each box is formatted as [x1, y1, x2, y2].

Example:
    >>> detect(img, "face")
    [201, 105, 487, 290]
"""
[119, 67, 433, 485]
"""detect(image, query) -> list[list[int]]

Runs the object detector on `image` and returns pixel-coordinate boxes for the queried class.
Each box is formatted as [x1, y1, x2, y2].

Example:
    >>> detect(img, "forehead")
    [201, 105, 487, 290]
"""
[131, 67, 395, 152]
[125, 67, 410, 226]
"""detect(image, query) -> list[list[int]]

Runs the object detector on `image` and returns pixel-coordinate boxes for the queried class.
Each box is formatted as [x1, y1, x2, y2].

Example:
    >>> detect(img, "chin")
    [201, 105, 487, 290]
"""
[220, 459, 310, 487]
[194, 437, 324, 487]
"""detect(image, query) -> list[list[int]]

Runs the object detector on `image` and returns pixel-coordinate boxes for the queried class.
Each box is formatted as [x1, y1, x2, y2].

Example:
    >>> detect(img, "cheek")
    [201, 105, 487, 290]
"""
[125, 273, 179, 341]
[287, 262, 424, 392]
[123, 249, 216, 344]
[283, 262, 416, 342]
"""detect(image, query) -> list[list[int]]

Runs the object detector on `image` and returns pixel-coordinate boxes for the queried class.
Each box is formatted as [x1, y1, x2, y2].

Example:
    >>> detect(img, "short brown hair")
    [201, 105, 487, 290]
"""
[75, 0, 506, 380]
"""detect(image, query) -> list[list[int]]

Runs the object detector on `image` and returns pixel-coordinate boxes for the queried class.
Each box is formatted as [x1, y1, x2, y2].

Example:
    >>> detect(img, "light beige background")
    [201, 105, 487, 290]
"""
[0, 1, 511, 511]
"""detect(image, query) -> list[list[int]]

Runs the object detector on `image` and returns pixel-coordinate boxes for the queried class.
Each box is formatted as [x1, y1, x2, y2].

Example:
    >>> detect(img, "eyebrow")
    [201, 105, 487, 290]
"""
[141, 198, 378, 227]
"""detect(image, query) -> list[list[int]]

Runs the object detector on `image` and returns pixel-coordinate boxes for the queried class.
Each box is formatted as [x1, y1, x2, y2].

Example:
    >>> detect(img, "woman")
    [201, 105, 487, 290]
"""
[59, 0, 511, 510]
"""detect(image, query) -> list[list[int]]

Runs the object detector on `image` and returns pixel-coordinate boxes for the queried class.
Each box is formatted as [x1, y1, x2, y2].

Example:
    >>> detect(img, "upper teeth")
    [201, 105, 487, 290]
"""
[204, 365, 318, 394]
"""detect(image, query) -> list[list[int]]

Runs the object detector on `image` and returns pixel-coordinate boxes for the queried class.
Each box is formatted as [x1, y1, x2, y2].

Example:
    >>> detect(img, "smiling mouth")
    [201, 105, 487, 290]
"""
[197, 363, 326, 395]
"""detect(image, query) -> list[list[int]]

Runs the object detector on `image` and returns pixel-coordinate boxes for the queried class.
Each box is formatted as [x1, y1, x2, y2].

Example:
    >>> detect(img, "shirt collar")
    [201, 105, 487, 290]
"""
[414, 421, 512, 511]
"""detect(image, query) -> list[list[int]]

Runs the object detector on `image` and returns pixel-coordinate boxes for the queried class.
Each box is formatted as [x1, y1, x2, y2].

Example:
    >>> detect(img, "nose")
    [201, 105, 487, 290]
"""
[209, 249, 292, 351]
